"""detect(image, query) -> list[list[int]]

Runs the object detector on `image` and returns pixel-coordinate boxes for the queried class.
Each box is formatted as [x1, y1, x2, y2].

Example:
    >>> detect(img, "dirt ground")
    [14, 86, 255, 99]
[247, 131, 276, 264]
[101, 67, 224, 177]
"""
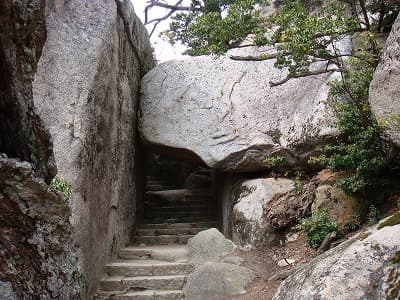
[216, 232, 317, 300]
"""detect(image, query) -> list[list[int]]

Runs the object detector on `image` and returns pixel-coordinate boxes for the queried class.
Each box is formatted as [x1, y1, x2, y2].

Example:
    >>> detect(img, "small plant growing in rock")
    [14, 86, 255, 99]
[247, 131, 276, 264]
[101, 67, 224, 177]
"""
[263, 155, 286, 169]
[299, 208, 338, 248]
[367, 205, 381, 225]
[51, 177, 72, 199]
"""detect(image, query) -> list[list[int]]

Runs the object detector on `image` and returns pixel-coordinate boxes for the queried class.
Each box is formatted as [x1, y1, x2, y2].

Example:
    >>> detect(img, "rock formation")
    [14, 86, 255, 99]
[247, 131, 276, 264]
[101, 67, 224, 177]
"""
[231, 178, 295, 248]
[0, 157, 79, 299]
[0, 0, 55, 181]
[32, 0, 154, 296]
[138, 44, 353, 172]
[0, 0, 154, 297]
[370, 15, 400, 146]
[274, 222, 400, 300]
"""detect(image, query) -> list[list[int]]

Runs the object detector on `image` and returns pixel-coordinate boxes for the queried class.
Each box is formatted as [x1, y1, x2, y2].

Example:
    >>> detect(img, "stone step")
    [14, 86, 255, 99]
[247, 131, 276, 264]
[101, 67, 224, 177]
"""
[144, 205, 209, 212]
[119, 245, 188, 261]
[134, 235, 194, 245]
[144, 210, 211, 218]
[99, 275, 186, 292]
[106, 260, 194, 277]
[147, 185, 176, 192]
[139, 221, 217, 230]
[136, 227, 208, 237]
[143, 216, 217, 224]
[144, 200, 211, 208]
[113, 289, 183, 300]
[184, 195, 213, 200]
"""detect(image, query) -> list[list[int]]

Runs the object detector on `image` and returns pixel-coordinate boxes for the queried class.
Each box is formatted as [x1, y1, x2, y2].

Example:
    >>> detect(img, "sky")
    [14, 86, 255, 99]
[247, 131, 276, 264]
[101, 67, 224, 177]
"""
[132, 0, 188, 62]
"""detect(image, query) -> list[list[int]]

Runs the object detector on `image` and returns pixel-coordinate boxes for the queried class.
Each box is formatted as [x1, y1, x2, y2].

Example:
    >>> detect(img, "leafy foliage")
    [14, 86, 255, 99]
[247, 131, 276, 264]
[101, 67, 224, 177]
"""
[51, 177, 72, 199]
[267, 1, 358, 76]
[308, 41, 393, 194]
[162, 0, 267, 55]
[298, 208, 338, 248]
[367, 205, 381, 225]
[262, 154, 286, 169]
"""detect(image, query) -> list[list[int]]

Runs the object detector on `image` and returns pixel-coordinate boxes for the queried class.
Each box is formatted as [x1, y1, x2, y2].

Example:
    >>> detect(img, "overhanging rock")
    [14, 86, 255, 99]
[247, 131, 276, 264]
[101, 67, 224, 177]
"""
[139, 46, 350, 172]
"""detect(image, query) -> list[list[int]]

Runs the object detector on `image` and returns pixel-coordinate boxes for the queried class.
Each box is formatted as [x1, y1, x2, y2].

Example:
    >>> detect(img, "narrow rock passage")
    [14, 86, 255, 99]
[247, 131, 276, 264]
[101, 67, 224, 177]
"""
[96, 172, 217, 299]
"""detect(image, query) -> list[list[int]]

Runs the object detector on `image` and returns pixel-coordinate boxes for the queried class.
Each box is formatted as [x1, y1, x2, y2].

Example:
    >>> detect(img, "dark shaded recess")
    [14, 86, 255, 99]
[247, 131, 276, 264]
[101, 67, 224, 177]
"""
[0, 0, 56, 182]
[143, 142, 209, 189]
[144, 143, 207, 167]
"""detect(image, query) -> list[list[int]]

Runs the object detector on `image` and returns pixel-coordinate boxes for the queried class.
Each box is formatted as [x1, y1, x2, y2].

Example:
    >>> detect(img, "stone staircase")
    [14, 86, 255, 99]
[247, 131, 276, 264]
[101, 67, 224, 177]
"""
[96, 172, 217, 299]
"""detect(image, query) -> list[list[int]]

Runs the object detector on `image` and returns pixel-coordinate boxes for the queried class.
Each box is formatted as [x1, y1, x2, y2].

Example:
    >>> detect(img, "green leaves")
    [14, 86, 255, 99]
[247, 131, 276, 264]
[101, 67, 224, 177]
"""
[51, 177, 72, 199]
[299, 208, 338, 248]
[308, 48, 393, 195]
[161, 0, 266, 56]
[267, 1, 358, 76]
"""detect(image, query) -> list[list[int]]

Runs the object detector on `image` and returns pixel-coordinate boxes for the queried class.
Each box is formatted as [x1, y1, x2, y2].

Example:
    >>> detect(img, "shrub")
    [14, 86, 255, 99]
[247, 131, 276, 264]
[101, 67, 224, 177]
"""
[299, 208, 338, 248]
[51, 177, 72, 199]
[308, 48, 396, 195]
[367, 204, 381, 225]
[262, 155, 286, 169]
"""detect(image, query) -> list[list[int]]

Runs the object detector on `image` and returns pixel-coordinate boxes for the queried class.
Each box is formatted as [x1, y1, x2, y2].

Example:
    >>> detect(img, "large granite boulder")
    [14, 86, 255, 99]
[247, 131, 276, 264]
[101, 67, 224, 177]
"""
[139, 43, 352, 172]
[273, 222, 400, 300]
[32, 0, 154, 296]
[370, 15, 400, 146]
[232, 178, 295, 248]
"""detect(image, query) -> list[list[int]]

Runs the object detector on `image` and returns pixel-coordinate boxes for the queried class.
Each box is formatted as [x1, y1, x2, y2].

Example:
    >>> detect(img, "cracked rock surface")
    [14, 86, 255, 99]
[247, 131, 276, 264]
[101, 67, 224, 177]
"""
[32, 0, 154, 296]
[139, 45, 351, 172]
[273, 223, 400, 300]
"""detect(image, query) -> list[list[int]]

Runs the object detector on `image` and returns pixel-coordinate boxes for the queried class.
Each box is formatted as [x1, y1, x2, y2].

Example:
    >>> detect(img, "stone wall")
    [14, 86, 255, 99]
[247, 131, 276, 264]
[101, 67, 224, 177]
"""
[32, 0, 154, 296]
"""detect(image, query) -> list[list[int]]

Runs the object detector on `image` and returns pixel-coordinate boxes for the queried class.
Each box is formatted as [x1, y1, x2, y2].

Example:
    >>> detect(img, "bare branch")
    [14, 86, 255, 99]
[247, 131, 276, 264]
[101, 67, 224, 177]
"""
[269, 68, 338, 87]
[144, 0, 193, 36]
[230, 51, 291, 61]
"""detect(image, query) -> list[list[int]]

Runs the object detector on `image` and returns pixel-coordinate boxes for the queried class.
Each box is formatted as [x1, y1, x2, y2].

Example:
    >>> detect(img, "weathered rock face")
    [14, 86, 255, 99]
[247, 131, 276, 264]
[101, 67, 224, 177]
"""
[232, 178, 295, 248]
[139, 45, 347, 172]
[0, 157, 79, 299]
[273, 223, 400, 300]
[183, 262, 255, 300]
[370, 15, 400, 146]
[0, 0, 55, 181]
[313, 185, 365, 230]
[33, 0, 154, 296]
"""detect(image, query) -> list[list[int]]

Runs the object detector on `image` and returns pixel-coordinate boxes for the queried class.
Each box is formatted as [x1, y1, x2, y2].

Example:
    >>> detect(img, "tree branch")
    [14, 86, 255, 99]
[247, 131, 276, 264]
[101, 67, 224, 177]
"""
[144, 0, 194, 36]
[269, 68, 338, 87]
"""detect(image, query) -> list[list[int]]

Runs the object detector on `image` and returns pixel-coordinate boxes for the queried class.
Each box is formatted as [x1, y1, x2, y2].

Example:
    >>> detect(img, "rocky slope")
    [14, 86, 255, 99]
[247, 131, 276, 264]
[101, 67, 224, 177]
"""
[274, 222, 400, 300]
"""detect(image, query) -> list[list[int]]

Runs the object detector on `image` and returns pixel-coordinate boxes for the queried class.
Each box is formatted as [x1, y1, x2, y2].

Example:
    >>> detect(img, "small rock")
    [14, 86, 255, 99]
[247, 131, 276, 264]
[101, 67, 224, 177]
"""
[277, 259, 296, 267]
[188, 228, 236, 264]
[286, 232, 299, 242]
